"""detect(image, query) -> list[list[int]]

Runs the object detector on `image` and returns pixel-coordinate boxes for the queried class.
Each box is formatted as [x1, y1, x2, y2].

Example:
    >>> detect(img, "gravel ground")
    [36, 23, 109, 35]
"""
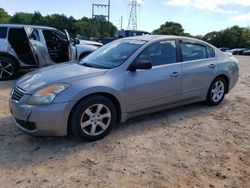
[0, 56, 249, 188]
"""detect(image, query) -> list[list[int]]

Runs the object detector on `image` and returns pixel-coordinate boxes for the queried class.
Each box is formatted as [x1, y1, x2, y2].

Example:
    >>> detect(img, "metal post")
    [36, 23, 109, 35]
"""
[108, 0, 110, 22]
[121, 16, 123, 30]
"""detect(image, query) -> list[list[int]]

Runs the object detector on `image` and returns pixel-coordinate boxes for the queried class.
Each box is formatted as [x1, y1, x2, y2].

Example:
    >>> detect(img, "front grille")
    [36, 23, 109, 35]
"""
[11, 87, 25, 102]
[15, 118, 36, 131]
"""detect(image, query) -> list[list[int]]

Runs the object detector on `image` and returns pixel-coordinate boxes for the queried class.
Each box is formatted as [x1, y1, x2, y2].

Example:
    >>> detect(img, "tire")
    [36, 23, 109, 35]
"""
[0, 56, 17, 81]
[206, 77, 227, 106]
[70, 95, 117, 142]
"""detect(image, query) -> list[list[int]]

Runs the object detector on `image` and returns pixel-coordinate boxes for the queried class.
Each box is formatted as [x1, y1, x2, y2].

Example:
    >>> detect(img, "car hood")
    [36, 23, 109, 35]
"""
[16, 62, 107, 94]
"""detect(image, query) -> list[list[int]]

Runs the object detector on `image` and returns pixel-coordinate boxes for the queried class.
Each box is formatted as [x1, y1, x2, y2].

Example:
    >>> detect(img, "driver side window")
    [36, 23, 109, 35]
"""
[137, 40, 177, 66]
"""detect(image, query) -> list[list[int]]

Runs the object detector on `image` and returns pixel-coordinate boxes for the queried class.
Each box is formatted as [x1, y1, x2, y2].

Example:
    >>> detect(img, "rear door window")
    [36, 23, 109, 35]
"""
[180, 42, 207, 61]
[207, 46, 215, 58]
[0, 27, 8, 38]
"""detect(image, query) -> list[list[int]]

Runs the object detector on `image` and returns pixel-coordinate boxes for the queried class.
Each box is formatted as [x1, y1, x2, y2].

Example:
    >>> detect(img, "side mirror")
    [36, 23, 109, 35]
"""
[74, 38, 80, 45]
[129, 59, 152, 72]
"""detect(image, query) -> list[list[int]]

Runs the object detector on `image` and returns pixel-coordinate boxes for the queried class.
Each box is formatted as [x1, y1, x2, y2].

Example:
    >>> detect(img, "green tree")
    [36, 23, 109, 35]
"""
[0, 8, 10, 23]
[153, 21, 187, 36]
[31, 11, 44, 25]
[10, 12, 33, 24]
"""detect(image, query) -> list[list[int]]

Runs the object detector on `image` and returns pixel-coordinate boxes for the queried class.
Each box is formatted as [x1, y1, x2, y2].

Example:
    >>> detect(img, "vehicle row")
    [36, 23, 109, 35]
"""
[219, 47, 250, 55]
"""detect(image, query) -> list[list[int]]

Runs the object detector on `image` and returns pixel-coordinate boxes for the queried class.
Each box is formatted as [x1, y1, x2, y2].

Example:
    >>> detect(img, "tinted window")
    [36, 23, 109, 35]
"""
[181, 43, 207, 61]
[207, 46, 215, 58]
[29, 29, 40, 41]
[0, 27, 7, 38]
[43, 30, 67, 43]
[137, 40, 177, 66]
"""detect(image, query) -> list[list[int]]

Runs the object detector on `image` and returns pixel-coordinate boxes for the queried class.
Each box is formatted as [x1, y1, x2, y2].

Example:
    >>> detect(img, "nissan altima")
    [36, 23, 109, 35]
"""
[9, 35, 239, 141]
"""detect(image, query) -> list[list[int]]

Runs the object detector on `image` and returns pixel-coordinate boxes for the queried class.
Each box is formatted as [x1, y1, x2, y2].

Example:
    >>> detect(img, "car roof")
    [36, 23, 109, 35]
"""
[0, 23, 55, 30]
[123, 35, 215, 47]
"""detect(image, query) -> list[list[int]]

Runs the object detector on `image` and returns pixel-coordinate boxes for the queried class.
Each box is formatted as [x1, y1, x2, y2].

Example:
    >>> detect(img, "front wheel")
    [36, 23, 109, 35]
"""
[206, 77, 227, 106]
[0, 57, 17, 81]
[70, 95, 117, 142]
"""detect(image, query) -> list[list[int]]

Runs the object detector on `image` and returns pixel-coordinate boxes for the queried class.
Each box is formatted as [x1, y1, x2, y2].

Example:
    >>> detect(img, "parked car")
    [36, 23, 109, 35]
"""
[9, 35, 239, 141]
[0, 24, 98, 80]
[115, 29, 150, 38]
[229, 48, 246, 55]
[242, 49, 250, 55]
[79, 39, 103, 47]
[219, 47, 230, 52]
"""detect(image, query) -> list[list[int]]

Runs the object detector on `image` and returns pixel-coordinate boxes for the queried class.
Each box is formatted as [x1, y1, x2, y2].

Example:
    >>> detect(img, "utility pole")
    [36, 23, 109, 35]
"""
[127, 0, 140, 30]
[92, 0, 110, 22]
[121, 16, 123, 30]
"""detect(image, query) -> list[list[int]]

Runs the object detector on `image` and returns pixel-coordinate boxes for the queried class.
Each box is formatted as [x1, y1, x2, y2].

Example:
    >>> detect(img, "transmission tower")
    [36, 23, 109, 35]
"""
[92, 0, 110, 22]
[127, 0, 140, 30]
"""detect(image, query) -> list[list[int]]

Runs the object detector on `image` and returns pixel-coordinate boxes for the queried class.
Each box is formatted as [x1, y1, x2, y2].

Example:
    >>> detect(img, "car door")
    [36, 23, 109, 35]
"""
[27, 28, 48, 67]
[8, 27, 38, 66]
[179, 40, 218, 100]
[64, 29, 76, 61]
[42, 29, 70, 63]
[125, 40, 182, 113]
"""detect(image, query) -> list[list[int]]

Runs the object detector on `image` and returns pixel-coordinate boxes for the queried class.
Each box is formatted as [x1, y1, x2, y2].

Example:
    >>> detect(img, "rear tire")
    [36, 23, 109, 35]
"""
[70, 95, 117, 142]
[0, 56, 17, 81]
[206, 77, 227, 106]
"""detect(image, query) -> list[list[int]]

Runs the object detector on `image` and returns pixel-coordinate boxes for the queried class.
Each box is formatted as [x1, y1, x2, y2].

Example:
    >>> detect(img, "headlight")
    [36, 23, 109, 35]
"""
[27, 84, 70, 105]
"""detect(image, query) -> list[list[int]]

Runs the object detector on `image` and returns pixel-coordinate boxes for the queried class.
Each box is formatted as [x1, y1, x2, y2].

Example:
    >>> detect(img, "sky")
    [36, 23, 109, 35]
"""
[1, 0, 250, 35]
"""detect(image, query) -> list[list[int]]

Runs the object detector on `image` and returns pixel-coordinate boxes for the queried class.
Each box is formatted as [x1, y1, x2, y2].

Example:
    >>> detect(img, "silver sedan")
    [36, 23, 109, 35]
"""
[9, 35, 239, 141]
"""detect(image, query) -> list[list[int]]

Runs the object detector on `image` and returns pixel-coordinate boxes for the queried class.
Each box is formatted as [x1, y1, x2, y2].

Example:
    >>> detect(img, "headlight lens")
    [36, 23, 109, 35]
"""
[28, 84, 70, 105]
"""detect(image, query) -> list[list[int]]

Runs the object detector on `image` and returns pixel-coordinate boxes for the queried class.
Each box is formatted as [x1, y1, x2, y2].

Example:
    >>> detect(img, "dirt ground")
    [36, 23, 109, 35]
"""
[0, 56, 249, 188]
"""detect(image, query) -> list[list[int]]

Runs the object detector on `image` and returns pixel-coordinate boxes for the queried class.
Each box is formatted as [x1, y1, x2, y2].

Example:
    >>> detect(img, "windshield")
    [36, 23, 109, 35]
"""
[80, 39, 145, 69]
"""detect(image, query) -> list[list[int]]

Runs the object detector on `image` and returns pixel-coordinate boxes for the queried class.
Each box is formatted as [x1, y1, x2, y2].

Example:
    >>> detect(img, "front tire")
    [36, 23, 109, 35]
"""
[206, 77, 227, 106]
[0, 56, 17, 81]
[70, 95, 117, 142]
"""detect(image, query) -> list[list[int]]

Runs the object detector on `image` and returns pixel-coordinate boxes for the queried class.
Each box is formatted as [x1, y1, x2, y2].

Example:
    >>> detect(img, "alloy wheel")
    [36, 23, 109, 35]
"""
[211, 80, 225, 103]
[80, 104, 111, 136]
[0, 60, 14, 80]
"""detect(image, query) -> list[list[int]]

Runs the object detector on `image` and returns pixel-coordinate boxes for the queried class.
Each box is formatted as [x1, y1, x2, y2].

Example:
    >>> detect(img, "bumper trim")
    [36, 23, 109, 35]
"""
[12, 116, 37, 134]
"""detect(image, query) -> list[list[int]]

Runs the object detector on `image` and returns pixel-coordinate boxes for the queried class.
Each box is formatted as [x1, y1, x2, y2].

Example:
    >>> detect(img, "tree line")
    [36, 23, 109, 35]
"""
[0, 7, 250, 48]
[0, 8, 117, 38]
[153, 21, 250, 48]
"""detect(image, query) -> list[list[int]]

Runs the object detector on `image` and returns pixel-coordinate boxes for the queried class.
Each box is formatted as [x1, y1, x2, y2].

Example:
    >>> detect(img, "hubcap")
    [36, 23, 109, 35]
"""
[80, 104, 111, 136]
[211, 80, 225, 102]
[0, 60, 14, 79]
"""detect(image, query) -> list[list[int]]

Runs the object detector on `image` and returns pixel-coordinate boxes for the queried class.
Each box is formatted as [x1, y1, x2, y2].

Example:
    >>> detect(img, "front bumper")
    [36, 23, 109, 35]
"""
[9, 99, 70, 136]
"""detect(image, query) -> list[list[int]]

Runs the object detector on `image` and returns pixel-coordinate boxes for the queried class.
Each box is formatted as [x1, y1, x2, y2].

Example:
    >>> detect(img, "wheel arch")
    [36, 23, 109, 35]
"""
[0, 52, 20, 68]
[212, 74, 230, 94]
[67, 92, 122, 134]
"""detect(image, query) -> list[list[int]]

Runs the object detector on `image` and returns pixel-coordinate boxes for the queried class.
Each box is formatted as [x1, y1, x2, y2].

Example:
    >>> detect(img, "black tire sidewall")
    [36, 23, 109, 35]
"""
[206, 77, 227, 106]
[70, 95, 117, 141]
[0, 56, 17, 81]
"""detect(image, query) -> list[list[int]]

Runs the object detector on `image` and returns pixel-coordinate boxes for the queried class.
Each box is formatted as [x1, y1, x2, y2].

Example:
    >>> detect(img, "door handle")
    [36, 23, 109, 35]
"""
[170, 72, 180, 78]
[209, 64, 217, 69]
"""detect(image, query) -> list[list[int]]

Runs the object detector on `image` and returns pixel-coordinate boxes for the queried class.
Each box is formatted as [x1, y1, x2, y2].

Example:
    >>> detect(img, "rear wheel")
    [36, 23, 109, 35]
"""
[206, 77, 227, 106]
[70, 95, 117, 141]
[0, 57, 17, 81]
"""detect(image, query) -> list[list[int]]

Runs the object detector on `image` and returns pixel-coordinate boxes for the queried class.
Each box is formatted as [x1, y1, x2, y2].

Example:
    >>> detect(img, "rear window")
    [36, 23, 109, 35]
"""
[0, 27, 7, 38]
